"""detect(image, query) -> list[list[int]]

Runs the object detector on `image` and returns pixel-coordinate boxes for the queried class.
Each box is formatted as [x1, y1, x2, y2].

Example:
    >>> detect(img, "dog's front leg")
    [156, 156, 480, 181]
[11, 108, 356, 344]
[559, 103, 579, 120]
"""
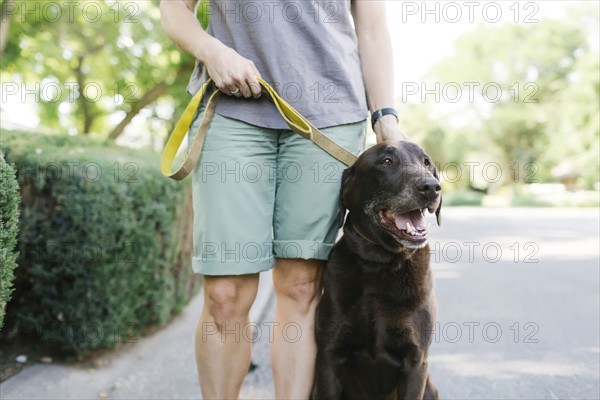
[423, 374, 439, 400]
[401, 363, 429, 400]
[311, 348, 343, 400]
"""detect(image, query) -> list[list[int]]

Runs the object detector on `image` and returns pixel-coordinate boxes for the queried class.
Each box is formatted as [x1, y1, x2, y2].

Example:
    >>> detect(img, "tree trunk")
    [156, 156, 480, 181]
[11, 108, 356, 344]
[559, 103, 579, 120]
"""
[75, 56, 94, 134]
[107, 60, 195, 141]
[107, 82, 170, 141]
[0, 0, 14, 57]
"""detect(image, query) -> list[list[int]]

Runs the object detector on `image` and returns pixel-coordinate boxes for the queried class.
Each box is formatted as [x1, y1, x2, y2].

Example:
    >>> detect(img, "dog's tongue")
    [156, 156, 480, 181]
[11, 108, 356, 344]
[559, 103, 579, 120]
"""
[394, 210, 426, 232]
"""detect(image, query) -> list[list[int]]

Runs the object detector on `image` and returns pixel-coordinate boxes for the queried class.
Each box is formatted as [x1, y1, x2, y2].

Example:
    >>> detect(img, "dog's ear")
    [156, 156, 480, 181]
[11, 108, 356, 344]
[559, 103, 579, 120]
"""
[338, 165, 355, 228]
[435, 195, 442, 226]
[433, 164, 443, 226]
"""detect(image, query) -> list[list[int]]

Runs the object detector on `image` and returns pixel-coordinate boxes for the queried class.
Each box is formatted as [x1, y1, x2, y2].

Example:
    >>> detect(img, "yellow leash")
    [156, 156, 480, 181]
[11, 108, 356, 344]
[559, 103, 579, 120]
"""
[161, 77, 358, 181]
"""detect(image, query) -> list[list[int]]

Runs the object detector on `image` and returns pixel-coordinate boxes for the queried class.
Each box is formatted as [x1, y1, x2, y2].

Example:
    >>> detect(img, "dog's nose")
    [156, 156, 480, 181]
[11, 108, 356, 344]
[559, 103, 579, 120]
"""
[416, 177, 441, 196]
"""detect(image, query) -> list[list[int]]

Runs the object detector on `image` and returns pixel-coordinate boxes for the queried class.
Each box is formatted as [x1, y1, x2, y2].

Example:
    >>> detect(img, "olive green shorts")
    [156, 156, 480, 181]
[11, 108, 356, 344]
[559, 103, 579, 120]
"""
[188, 107, 366, 276]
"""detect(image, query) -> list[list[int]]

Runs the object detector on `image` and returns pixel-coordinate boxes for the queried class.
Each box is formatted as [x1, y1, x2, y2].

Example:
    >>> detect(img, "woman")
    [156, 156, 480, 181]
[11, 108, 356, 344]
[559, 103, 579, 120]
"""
[160, 0, 407, 398]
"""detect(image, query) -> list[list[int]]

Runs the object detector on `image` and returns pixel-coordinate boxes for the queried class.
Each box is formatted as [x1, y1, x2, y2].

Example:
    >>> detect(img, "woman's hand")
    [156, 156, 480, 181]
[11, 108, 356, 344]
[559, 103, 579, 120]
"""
[160, 0, 260, 98]
[203, 41, 262, 99]
[373, 115, 410, 142]
[160, 1, 261, 98]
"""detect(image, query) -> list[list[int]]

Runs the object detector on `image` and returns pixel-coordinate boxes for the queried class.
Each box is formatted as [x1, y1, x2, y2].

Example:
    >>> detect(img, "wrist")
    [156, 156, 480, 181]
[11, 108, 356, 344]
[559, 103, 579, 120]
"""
[375, 114, 398, 128]
[374, 122, 410, 142]
[371, 107, 399, 131]
[193, 36, 222, 64]
[373, 117, 395, 137]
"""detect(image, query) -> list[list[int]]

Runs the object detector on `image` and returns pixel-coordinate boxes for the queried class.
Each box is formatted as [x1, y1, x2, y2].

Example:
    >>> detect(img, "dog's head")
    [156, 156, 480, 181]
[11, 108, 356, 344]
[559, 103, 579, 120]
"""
[339, 140, 442, 251]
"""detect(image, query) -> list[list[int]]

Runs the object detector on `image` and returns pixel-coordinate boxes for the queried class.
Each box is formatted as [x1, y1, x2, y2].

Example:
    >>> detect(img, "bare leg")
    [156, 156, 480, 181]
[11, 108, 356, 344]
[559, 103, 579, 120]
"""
[195, 274, 259, 399]
[270, 258, 323, 399]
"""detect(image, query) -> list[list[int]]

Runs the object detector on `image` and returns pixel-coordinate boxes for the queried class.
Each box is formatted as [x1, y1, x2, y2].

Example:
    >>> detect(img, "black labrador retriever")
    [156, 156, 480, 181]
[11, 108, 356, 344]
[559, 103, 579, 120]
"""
[312, 141, 442, 400]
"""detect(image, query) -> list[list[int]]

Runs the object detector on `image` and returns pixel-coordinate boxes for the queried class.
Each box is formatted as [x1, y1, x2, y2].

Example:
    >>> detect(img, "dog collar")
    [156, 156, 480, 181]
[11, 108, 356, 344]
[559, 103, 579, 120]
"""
[350, 222, 379, 245]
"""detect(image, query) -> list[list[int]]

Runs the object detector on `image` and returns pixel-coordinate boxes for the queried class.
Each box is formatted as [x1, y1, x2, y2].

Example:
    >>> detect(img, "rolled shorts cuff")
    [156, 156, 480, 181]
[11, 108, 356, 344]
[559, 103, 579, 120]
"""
[273, 240, 334, 261]
[192, 256, 275, 276]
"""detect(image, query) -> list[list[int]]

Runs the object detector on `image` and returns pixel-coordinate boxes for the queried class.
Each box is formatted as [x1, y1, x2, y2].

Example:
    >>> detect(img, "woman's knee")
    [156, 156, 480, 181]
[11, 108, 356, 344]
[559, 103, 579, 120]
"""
[273, 259, 323, 315]
[203, 274, 259, 325]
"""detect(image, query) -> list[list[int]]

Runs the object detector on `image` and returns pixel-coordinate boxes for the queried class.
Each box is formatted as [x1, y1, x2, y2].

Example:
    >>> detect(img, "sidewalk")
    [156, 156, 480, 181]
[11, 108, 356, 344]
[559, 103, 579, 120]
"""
[0, 272, 276, 400]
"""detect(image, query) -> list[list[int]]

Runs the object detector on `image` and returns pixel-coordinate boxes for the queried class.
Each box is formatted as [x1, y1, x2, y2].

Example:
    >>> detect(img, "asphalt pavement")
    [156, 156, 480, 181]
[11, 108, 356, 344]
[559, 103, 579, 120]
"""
[1, 207, 599, 400]
[427, 207, 599, 400]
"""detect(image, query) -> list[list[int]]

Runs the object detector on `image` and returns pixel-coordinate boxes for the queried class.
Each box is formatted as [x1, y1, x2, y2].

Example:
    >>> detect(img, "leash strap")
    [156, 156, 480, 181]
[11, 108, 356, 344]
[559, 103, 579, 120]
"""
[161, 77, 358, 181]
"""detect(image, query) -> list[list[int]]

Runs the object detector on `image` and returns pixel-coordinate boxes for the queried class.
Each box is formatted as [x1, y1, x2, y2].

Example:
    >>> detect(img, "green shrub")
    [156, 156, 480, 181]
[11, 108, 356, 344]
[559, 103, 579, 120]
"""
[0, 152, 20, 330]
[510, 192, 552, 207]
[1, 131, 200, 356]
[443, 190, 485, 206]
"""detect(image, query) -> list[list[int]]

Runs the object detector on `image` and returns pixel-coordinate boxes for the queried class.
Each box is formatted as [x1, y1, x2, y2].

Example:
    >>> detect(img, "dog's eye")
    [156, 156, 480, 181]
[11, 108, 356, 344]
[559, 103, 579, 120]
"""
[424, 158, 431, 167]
[381, 158, 393, 166]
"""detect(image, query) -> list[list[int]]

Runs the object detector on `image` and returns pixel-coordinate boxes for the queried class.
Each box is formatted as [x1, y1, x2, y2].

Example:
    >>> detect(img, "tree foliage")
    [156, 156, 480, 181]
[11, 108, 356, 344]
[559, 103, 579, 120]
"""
[404, 4, 599, 189]
[1, 0, 207, 140]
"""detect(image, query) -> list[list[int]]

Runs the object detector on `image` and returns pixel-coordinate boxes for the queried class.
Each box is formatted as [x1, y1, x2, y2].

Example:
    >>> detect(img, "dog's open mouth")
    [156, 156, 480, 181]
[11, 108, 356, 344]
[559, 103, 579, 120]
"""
[377, 209, 429, 246]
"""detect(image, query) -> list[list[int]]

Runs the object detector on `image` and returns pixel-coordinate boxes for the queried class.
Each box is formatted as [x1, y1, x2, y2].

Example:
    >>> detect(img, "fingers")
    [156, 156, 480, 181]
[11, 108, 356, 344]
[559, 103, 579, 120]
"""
[249, 64, 262, 98]
[204, 44, 263, 99]
[221, 75, 260, 98]
[217, 79, 241, 97]
[235, 75, 253, 98]
[216, 62, 262, 99]
[247, 74, 262, 99]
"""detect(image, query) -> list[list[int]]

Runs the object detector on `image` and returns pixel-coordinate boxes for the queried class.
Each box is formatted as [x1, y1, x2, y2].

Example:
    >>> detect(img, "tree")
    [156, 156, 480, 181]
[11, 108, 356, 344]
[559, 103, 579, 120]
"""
[1, 0, 208, 141]
[406, 4, 599, 189]
[0, 0, 15, 55]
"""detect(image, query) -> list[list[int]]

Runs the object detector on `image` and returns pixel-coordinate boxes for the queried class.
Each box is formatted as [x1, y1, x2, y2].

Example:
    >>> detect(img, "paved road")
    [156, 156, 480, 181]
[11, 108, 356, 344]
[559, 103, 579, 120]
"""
[1, 207, 599, 399]
[427, 207, 599, 400]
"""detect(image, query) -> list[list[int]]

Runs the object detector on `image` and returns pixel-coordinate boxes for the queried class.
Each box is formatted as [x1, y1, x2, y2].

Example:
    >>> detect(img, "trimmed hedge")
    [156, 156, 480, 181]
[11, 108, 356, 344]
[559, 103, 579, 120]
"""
[1, 131, 200, 356]
[0, 152, 20, 330]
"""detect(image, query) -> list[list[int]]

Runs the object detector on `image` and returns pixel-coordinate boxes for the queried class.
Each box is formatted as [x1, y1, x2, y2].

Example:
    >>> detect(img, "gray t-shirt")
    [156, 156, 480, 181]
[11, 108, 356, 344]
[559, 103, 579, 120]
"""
[187, 0, 369, 129]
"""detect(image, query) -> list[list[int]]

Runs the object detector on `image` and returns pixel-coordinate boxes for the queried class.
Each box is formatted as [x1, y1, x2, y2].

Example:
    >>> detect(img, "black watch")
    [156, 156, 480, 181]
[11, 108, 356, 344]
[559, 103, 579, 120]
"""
[371, 108, 399, 131]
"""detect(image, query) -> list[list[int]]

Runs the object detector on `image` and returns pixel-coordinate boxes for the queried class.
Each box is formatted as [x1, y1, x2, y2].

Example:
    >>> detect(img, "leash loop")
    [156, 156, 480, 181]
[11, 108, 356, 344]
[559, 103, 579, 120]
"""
[161, 77, 357, 181]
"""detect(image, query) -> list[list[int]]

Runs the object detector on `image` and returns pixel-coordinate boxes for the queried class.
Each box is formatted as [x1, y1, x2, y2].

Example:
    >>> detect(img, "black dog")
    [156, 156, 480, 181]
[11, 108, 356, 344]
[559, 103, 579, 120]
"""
[312, 141, 442, 400]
